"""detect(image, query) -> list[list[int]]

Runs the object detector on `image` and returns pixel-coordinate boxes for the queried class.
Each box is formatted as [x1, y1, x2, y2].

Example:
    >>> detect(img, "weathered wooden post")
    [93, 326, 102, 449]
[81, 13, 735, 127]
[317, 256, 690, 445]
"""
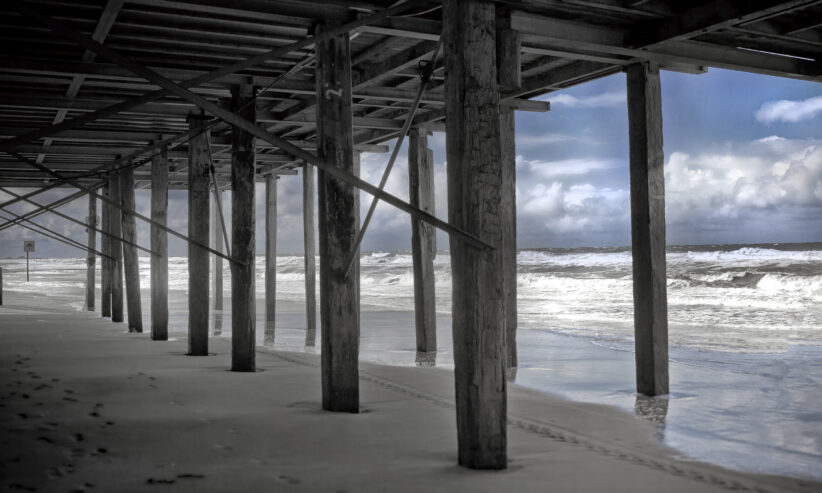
[120, 167, 143, 333]
[264, 173, 277, 345]
[303, 163, 317, 347]
[443, 0, 507, 469]
[230, 83, 257, 372]
[626, 62, 669, 397]
[109, 172, 124, 324]
[101, 182, 111, 318]
[498, 22, 520, 370]
[316, 22, 360, 413]
[212, 190, 224, 336]
[0, 267, 3, 305]
[151, 144, 169, 341]
[188, 115, 211, 355]
[408, 128, 437, 354]
[212, 191, 224, 312]
[85, 193, 97, 311]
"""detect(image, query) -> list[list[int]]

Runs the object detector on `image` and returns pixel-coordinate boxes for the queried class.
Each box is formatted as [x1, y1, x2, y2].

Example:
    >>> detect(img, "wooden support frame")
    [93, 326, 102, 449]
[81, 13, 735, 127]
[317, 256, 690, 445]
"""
[187, 115, 211, 356]
[0, 183, 154, 257]
[316, 22, 360, 413]
[0, 207, 109, 260]
[443, 0, 507, 469]
[4, 1, 425, 154]
[18, 8, 494, 256]
[626, 62, 669, 397]
[0, 150, 221, 262]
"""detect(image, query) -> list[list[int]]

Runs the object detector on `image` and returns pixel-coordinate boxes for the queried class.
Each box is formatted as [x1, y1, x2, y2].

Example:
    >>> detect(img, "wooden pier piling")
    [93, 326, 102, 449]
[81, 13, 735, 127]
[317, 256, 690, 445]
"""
[151, 145, 168, 341]
[230, 83, 257, 372]
[316, 22, 360, 413]
[212, 191, 224, 314]
[187, 115, 210, 356]
[626, 62, 669, 397]
[408, 128, 437, 354]
[264, 173, 277, 345]
[109, 173, 124, 324]
[101, 183, 111, 318]
[443, 0, 507, 469]
[120, 167, 142, 333]
[85, 193, 96, 311]
[303, 163, 317, 347]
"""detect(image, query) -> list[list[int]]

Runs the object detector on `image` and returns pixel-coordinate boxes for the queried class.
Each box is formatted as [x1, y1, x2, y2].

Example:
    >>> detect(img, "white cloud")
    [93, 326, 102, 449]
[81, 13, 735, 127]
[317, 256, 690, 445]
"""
[520, 156, 622, 178]
[545, 91, 626, 109]
[755, 95, 822, 123]
[665, 137, 822, 229]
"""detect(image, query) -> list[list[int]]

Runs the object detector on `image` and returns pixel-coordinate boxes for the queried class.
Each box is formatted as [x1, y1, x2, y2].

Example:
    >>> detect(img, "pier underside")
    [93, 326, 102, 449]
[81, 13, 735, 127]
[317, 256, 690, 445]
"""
[1, 0, 820, 472]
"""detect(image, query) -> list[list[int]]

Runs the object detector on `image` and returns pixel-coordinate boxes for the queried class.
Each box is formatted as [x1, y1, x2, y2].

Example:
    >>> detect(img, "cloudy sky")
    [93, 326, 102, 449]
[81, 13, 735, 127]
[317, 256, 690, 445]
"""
[1, 68, 821, 258]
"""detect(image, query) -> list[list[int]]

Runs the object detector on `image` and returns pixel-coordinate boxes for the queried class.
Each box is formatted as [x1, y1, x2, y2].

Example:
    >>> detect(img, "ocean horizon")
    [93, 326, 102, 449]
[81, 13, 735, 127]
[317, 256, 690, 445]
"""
[1, 241, 820, 481]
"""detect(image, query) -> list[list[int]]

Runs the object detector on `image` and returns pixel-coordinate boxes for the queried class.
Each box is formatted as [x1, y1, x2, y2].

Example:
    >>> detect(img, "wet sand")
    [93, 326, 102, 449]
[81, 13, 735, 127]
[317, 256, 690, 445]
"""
[1, 292, 819, 493]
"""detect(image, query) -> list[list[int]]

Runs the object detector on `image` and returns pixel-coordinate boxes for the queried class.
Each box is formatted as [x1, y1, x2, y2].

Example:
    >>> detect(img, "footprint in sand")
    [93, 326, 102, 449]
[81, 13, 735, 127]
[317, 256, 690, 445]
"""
[277, 474, 301, 485]
[89, 403, 103, 418]
[177, 473, 205, 479]
[146, 477, 176, 485]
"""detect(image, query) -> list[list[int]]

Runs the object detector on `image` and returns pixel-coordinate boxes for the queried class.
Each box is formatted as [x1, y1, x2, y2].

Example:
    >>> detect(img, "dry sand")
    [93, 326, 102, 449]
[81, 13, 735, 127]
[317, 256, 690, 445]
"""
[1, 294, 819, 493]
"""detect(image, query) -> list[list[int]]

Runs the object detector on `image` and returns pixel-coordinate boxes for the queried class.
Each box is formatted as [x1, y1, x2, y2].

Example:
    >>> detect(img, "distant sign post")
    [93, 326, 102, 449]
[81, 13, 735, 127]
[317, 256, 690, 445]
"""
[23, 240, 34, 282]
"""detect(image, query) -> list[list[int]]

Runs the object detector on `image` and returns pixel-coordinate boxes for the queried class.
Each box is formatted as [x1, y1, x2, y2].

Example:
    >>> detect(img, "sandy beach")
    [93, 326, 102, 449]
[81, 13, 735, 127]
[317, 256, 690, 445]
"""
[1, 290, 820, 493]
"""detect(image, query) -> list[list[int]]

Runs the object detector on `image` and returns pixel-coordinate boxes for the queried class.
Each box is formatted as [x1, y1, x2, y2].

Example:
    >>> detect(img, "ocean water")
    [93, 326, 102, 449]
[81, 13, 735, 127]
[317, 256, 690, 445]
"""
[1, 242, 821, 480]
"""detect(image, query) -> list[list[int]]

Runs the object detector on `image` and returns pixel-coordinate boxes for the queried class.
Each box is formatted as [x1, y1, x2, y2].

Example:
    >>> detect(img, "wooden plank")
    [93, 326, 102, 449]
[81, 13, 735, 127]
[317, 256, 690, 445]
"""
[230, 83, 257, 372]
[264, 173, 277, 345]
[316, 22, 359, 413]
[85, 193, 96, 311]
[187, 115, 210, 356]
[500, 106, 518, 370]
[443, 0, 506, 469]
[151, 144, 169, 341]
[101, 182, 111, 318]
[120, 166, 143, 333]
[626, 62, 669, 397]
[109, 173, 124, 323]
[303, 163, 317, 348]
[408, 128, 436, 354]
